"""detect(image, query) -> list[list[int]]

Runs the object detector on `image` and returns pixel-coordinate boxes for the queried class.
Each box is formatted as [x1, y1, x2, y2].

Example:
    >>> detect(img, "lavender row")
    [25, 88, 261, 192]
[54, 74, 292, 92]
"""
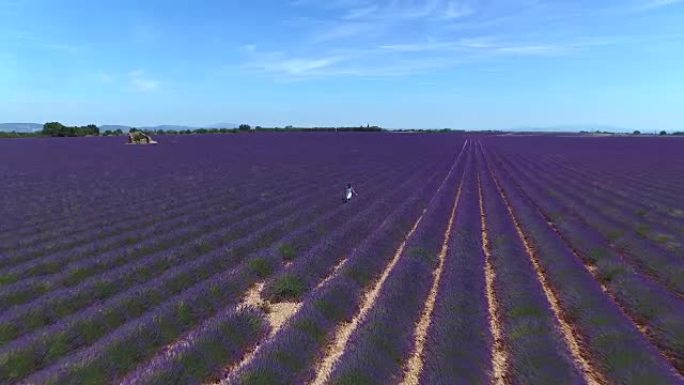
[8, 189, 337, 385]
[0, 161, 239, 251]
[487, 137, 681, 210]
[494, 150, 684, 296]
[0, 176, 335, 346]
[0, 162, 404, 350]
[23, 150, 445, 385]
[0, 163, 353, 281]
[0, 134, 300, 241]
[26, 258, 260, 385]
[0, 166, 347, 316]
[488, 148, 684, 370]
[0, 199, 323, 383]
[486, 136, 684, 213]
[1, 133, 443, 244]
[261, 158, 453, 303]
[228, 153, 451, 385]
[419, 154, 491, 385]
[1, 156, 428, 383]
[0, 132, 379, 252]
[3, 157, 342, 262]
[477, 148, 584, 385]
[485, 146, 683, 384]
[534, 153, 684, 232]
[0, 178, 196, 245]
[2, 181, 223, 261]
[485, 136, 684, 209]
[325, 144, 467, 385]
[124, 148, 455, 385]
[128, 307, 269, 385]
[512, 152, 684, 251]
[0, 164, 363, 309]
[0, 182, 294, 299]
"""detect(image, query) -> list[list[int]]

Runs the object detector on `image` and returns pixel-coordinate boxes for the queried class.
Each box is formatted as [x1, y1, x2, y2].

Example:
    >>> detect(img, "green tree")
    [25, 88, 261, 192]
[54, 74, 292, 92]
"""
[42, 122, 65, 136]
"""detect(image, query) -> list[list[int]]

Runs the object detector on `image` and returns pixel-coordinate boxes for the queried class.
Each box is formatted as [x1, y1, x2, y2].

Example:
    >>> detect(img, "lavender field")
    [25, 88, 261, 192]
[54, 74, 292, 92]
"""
[1, 133, 683, 385]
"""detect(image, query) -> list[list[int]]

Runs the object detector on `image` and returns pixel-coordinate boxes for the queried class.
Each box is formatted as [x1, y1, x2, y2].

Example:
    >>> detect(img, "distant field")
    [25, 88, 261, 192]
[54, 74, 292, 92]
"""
[0, 133, 683, 385]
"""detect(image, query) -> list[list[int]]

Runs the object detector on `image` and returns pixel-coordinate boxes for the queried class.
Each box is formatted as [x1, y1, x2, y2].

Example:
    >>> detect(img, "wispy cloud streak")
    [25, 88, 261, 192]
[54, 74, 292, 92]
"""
[128, 70, 160, 92]
[238, 0, 681, 80]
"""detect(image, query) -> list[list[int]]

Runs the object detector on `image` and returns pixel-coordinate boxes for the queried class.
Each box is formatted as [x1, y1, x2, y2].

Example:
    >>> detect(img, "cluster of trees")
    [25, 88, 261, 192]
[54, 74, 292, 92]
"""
[579, 130, 684, 136]
[0, 131, 40, 138]
[579, 130, 616, 135]
[42, 122, 100, 137]
[635, 130, 684, 136]
[128, 127, 244, 135]
[102, 129, 125, 136]
[20, 122, 684, 138]
[392, 128, 466, 133]
[125, 124, 386, 135]
[2, 122, 429, 138]
[253, 125, 384, 132]
[658, 131, 684, 136]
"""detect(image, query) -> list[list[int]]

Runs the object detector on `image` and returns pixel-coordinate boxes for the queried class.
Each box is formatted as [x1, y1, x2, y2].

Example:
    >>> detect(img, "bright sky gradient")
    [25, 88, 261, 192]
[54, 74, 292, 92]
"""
[1, 0, 683, 130]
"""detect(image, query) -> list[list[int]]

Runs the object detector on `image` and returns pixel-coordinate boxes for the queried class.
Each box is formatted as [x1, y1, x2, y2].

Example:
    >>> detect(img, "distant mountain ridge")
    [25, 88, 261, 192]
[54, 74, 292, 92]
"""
[512, 124, 633, 133]
[0, 122, 239, 132]
[0, 123, 43, 132]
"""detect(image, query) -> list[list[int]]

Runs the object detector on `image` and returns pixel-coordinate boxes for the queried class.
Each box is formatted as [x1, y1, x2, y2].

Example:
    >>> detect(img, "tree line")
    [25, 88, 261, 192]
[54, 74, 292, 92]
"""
[1, 123, 388, 138]
[42, 122, 100, 137]
[2, 122, 681, 139]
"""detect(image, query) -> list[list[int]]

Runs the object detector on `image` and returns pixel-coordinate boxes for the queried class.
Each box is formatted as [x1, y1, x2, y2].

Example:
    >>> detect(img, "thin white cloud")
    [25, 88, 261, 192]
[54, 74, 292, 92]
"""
[277, 57, 347, 75]
[241, 46, 352, 78]
[298, 0, 475, 22]
[634, 0, 684, 10]
[314, 21, 376, 41]
[344, 5, 380, 19]
[442, 1, 474, 19]
[493, 44, 565, 55]
[295, 1, 477, 45]
[97, 72, 114, 83]
[44, 43, 84, 54]
[237, 1, 679, 81]
[128, 70, 160, 92]
[240, 36, 578, 80]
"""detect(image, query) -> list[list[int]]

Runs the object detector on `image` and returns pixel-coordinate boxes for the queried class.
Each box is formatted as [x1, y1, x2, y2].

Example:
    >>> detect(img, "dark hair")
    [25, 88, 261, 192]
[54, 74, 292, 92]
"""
[347, 184, 351, 188]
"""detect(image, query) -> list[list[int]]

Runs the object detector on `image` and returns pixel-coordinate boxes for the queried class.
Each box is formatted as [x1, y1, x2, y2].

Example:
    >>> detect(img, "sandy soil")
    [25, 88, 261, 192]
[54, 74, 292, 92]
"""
[489, 167, 604, 385]
[478, 177, 509, 385]
[401, 178, 464, 385]
[309, 211, 427, 385]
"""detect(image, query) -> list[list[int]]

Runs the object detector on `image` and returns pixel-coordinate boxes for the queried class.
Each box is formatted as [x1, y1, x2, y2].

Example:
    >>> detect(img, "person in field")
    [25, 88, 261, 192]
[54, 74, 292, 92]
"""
[344, 183, 358, 203]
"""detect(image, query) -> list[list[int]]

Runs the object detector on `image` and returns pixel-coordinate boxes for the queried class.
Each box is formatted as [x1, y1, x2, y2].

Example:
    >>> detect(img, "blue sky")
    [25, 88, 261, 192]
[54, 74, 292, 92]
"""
[1, 0, 683, 130]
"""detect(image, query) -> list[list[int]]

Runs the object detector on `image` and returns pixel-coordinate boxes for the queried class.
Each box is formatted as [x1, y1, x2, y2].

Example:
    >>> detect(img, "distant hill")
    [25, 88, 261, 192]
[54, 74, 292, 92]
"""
[0, 123, 42, 133]
[512, 124, 632, 133]
[205, 123, 239, 129]
[100, 125, 133, 132]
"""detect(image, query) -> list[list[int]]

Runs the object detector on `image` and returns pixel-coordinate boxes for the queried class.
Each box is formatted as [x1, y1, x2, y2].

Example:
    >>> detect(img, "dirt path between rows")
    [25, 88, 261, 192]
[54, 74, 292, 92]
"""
[308, 211, 426, 385]
[485, 153, 605, 385]
[478, 174, 509, 385]
[309, 139, 469, 385]
[400, 174, 465, 385]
